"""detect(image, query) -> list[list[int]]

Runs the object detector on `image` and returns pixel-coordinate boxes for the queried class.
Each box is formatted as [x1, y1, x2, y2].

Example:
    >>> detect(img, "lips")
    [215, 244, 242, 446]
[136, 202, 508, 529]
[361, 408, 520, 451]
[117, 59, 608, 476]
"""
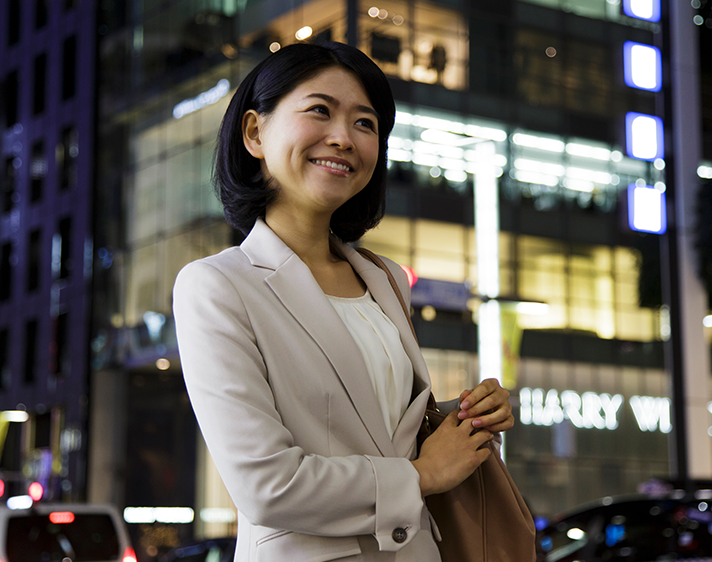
[310, 158, 354, 172]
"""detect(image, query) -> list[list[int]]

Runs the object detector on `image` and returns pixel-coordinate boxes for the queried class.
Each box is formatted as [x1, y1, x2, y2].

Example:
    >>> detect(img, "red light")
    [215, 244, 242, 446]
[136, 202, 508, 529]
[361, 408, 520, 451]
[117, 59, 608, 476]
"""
[49, 511, 75, 524]
[0, 480, 4, 497]
[28, 482, 43, 501]
[400, 265, 418, 288]
[122, 547, 137, 562]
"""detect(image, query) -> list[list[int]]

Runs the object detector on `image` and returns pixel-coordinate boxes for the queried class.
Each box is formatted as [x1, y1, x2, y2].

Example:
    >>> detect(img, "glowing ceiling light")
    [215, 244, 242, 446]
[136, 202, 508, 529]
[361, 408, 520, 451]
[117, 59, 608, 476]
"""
[516, 302, 550, 315]
[464, 124, 507, 142]
[562, 178, 595, 193]
[512, 133, 565, 153]
[698, 165, 712, 179]
[565, 143, 611, 161]
[566, 167, 612, 184]
[512, 170, 559, 187]
[269, 42, 281, 52]
[703, 315, 712, 328]
[368, 6, 379, 17]
[514, 158, 565, 176]
[295, 26, 313, 40]
[420, 129, 481, 147]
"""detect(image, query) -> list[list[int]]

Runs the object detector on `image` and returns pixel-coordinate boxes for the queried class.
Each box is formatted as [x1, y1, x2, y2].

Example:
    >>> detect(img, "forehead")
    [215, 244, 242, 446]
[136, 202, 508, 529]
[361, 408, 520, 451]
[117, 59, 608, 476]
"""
[285, 67, 373, 108]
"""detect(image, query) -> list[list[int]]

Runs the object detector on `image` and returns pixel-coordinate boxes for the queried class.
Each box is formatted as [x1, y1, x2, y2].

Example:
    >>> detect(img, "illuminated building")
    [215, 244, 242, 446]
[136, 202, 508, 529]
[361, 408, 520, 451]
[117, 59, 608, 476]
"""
[1, 0, 712, 552]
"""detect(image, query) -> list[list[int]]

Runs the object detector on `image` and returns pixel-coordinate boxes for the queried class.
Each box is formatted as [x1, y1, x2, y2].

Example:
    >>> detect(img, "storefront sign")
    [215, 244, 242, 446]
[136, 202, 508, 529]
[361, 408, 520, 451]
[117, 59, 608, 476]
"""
[410, 278, 470, 311]
[520, 388, 672, 433]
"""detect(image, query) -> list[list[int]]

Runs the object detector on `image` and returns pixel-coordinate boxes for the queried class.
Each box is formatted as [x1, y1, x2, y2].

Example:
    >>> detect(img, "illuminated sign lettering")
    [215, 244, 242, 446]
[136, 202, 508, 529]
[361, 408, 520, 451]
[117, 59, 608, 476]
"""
[520, 388, 671, 433]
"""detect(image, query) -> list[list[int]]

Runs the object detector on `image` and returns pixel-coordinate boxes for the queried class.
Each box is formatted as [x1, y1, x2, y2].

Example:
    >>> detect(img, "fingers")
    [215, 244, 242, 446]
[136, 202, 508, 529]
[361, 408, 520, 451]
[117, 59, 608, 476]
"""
[458, 379, 511, 425]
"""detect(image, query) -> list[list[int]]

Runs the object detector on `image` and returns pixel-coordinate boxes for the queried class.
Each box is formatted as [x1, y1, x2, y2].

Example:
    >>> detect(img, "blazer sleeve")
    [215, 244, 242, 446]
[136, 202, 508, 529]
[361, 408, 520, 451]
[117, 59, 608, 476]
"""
[173, 260, 424, 551]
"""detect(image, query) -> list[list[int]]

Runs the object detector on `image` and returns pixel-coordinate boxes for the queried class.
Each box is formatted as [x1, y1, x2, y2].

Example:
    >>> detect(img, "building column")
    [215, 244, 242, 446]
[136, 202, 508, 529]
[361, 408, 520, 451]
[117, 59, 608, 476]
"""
[669, 0, 712, 480]
[87, 368, 128, 506]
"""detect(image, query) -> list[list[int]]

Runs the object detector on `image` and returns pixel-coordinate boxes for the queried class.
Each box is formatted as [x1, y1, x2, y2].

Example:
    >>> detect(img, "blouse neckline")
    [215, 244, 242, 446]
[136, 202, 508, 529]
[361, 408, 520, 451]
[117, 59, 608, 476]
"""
[326, 290, 371, 303]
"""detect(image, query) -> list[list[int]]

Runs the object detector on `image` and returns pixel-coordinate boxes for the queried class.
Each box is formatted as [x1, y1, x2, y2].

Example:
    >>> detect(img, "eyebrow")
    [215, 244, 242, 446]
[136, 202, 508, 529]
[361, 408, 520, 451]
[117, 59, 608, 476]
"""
[303, 93, 379, 119]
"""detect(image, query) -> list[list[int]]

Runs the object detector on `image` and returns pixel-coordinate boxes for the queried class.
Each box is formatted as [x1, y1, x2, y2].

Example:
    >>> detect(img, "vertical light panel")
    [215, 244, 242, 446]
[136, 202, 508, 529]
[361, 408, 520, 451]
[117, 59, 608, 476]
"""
[623, 0, 661, 22]
[478, 300, 502, 385]
[475, 141, 499, 299]
[627, 184, 667, 234]
[623, 42, 662, 92]
[625, 112, 664, 161]
[475, 141, 502, 384]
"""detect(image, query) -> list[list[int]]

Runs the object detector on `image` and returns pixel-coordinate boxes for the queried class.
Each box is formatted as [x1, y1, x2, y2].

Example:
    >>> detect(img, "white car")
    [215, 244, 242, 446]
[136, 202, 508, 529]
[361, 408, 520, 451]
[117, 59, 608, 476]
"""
[0, 502, 136, 562]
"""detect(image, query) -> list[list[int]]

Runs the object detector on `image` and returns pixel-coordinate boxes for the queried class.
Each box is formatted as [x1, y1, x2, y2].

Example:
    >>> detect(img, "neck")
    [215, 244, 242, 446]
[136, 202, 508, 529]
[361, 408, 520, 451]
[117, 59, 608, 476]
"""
[264, 207, 340, 267]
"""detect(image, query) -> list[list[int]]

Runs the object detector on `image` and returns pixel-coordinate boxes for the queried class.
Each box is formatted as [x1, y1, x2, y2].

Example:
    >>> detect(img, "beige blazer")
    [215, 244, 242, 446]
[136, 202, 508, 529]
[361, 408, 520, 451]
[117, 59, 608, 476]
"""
[173, 218, 442, 562]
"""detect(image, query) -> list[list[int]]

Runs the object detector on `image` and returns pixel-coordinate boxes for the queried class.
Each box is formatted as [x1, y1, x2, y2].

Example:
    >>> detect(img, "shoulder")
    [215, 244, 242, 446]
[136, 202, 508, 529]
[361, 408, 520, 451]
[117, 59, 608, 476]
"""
[174, 246, 252, 296]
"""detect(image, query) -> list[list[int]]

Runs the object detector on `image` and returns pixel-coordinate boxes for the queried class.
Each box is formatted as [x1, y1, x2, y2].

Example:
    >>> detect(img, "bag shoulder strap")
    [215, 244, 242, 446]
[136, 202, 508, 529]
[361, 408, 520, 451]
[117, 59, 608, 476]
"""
[357, 248, 439, 412]
[356, 247, 418, 344]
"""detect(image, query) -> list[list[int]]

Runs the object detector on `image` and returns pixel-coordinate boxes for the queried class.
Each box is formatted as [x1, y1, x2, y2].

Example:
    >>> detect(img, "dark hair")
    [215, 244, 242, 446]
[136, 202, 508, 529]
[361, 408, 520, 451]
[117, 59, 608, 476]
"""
[214, 42, 396, 242]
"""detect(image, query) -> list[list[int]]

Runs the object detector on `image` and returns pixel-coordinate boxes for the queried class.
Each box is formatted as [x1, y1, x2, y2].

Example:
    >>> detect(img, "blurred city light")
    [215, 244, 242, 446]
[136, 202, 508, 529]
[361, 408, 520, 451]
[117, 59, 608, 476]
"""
[567, 528, 586, 540]
[123, 506, 194, 524]
[623, 0, 661, 22]
[28, 482, 43, 501]
[199, 507, 237, 523]
[173, 79, 230, 119]
[626, 112, 665, 161]
[628, 184, 667, 234]
[0, 410, 29, 422]
[703, 315, 712, 328]
[295, 26, 313, 40]
[624, 42, 662, 91]
[516, 302, 550, 315]
[512, 133, 565, 153]
[49, 511, 75, 524]
[7, 495, 33, 510]
[698, 164, 712, 179]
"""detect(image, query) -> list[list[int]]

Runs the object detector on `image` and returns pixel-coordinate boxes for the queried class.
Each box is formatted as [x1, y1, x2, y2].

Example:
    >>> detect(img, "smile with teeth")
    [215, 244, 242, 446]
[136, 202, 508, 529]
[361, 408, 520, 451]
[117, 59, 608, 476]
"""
[311, 159, 353, 172]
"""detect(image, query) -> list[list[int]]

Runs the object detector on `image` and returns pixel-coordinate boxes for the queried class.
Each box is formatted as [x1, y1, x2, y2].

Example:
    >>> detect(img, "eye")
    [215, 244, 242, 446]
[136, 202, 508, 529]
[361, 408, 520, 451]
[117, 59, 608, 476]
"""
[308, 105, 329, 116]
[356, 118, 376, 132]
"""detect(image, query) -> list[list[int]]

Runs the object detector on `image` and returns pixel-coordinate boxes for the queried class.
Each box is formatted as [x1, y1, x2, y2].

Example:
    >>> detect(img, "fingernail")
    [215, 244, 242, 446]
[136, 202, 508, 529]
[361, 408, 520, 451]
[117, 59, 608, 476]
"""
[457, 410, 467, 419]
[472, 418, 482, 427]
[461, 400, 471, 410]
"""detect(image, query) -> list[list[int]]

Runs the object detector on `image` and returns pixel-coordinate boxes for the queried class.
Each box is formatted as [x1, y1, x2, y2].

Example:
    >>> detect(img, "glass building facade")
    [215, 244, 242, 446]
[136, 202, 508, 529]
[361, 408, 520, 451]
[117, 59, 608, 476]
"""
[88, 0, 681, 554]
[3, 0, 709, 559]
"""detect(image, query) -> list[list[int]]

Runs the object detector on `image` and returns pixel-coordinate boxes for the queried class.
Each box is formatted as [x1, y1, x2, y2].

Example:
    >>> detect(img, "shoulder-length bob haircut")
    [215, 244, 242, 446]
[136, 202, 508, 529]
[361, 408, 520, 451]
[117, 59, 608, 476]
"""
[214, 41, 396, 243]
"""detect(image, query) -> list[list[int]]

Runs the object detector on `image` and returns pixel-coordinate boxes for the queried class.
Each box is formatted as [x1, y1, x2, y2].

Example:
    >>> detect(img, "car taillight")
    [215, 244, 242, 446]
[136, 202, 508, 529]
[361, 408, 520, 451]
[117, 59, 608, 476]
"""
[122, 547, 137, 562]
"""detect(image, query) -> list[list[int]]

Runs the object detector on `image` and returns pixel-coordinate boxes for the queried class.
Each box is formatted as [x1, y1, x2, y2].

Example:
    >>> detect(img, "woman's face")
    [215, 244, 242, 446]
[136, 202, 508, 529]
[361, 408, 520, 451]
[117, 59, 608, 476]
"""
[243, 66, 380, 218]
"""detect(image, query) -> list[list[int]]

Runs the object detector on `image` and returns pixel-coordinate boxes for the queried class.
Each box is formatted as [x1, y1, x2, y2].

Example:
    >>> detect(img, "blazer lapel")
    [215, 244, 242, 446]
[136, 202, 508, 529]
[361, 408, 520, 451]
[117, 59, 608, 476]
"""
[241, 220, 397, 458]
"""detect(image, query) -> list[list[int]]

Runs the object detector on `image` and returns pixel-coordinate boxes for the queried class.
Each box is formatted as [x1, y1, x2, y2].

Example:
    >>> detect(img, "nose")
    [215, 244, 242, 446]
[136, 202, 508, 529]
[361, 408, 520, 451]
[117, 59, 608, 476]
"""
[326, 121, 355, 151]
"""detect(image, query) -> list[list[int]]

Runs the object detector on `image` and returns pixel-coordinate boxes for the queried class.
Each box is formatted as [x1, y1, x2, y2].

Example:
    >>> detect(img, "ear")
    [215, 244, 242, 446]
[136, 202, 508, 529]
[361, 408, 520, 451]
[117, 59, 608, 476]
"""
[242, 110, 265, 159]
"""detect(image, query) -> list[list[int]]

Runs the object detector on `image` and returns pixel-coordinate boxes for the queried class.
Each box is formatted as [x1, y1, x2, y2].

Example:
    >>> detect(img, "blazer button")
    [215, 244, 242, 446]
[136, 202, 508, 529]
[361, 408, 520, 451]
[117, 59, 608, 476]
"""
[392, 527, 407, 543]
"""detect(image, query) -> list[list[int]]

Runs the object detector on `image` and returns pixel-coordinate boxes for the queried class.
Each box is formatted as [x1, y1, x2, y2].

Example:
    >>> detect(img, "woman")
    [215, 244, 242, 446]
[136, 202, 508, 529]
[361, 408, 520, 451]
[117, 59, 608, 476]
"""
[173, 41, 514, 561]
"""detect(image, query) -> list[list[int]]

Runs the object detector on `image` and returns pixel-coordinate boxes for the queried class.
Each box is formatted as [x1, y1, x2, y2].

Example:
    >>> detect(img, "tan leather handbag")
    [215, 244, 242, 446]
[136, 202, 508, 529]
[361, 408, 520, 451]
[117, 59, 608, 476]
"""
[357, 248, 537, 562]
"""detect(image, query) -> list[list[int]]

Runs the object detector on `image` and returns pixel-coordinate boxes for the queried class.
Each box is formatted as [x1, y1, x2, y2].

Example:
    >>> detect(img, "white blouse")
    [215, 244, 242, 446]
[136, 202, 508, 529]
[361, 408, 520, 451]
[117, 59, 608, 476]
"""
[327, 290, 413, 438]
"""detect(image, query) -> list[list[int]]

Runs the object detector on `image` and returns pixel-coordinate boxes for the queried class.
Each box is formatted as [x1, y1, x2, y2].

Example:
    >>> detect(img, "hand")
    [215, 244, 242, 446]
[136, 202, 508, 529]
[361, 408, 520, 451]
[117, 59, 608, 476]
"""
[411, 409, 493, 497]
[457, 379, 514, 433]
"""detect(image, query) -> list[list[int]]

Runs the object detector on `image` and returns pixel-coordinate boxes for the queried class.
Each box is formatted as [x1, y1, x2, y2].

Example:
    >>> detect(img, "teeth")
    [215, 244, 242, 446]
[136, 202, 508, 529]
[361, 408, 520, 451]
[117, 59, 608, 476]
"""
[313, 159, 351, 172]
